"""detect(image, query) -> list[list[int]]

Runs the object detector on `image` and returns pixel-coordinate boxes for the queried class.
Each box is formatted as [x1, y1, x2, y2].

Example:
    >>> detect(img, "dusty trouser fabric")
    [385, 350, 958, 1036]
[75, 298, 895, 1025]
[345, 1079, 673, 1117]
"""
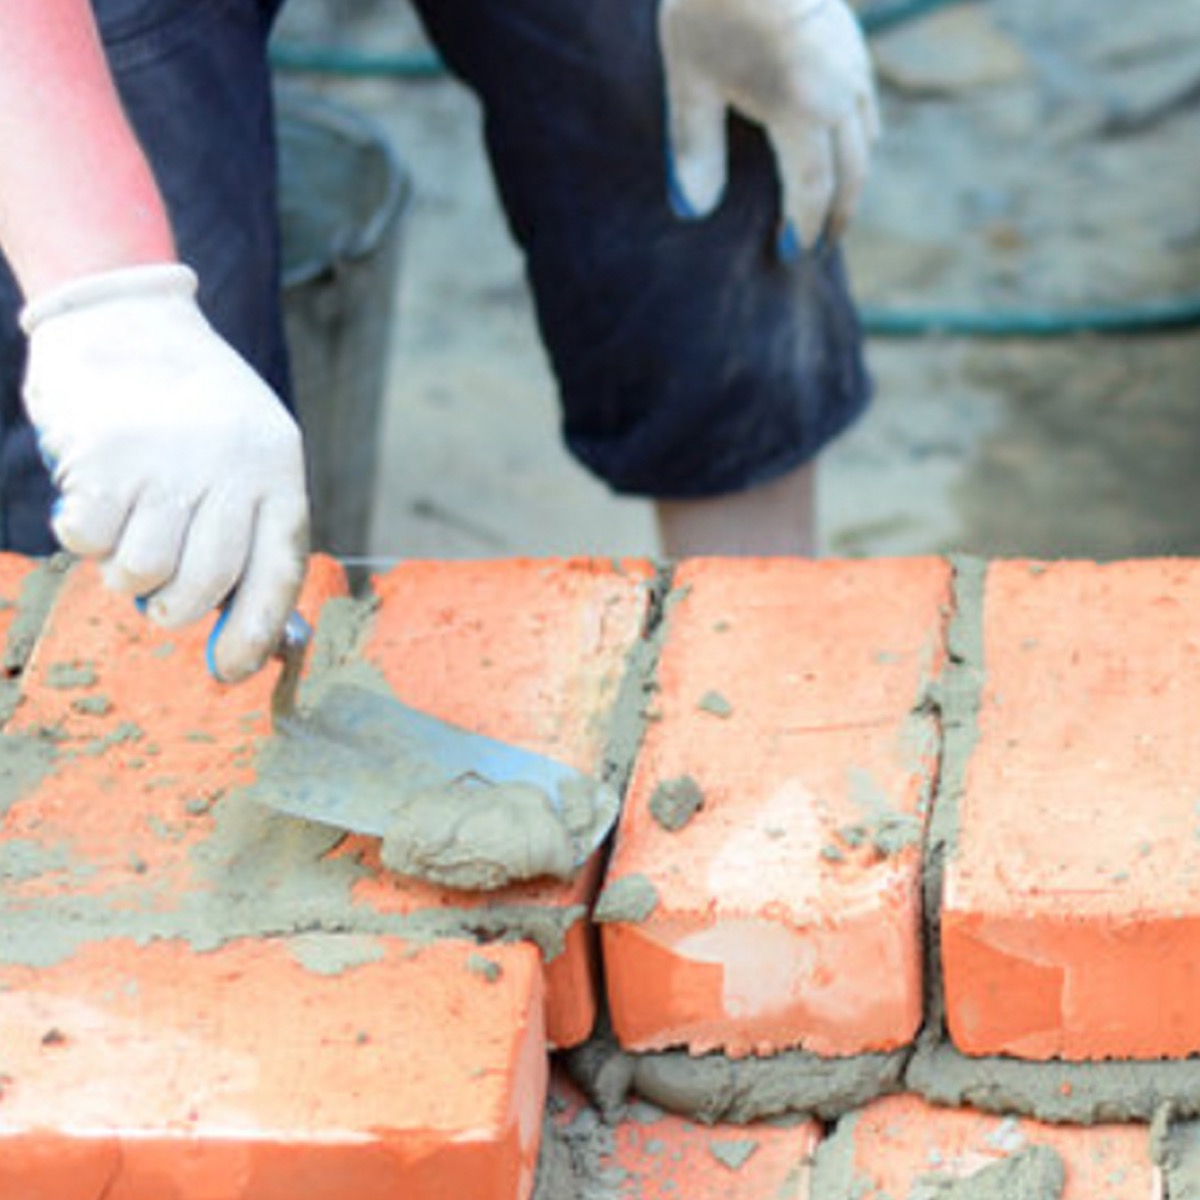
[411, 0, 872, 499]
[0, 0, 289, 551]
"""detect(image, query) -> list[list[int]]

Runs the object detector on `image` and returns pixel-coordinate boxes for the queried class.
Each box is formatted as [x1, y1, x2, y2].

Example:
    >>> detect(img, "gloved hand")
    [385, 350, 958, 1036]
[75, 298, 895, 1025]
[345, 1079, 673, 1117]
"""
[659, 0, 881, 253]
[21, 263, 310, 683]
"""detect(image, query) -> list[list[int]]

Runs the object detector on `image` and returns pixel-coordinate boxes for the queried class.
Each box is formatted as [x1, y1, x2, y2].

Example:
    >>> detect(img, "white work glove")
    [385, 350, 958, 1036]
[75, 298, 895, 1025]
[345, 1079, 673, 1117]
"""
[659, 0, 881, 252]
[21, 263, 310, 683]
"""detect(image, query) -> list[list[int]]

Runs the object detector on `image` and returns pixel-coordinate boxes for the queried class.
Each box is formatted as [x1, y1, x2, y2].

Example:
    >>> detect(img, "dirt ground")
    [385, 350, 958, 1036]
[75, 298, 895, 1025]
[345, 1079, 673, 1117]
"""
[272, 0, 1200, 566]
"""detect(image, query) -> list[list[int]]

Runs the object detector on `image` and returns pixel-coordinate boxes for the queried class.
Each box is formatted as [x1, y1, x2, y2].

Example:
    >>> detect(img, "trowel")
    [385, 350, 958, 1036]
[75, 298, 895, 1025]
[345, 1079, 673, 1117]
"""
[251, 612, 620, 889]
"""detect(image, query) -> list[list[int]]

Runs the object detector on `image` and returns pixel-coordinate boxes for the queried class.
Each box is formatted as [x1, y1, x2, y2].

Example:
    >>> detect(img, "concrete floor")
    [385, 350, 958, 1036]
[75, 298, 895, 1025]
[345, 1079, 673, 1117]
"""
[273, 0, 1200, 568]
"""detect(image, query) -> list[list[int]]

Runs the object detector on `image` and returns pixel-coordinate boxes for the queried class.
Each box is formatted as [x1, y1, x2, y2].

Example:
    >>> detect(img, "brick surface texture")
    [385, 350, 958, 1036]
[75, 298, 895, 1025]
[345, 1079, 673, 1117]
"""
[942, 559, 1200, 1060]
[602, 558, 950, 1056]
[833, 1094, 1156, 1199]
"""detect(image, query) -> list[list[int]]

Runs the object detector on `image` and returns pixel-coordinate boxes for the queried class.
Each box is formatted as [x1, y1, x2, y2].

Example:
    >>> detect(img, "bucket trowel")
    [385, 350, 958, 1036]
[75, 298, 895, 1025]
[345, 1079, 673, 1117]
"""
[250, 612, 620, 890]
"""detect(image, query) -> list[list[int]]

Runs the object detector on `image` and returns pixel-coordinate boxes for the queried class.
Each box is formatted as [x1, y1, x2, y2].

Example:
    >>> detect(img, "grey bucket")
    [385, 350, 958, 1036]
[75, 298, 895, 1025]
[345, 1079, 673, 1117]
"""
[277, 88, 410, 558]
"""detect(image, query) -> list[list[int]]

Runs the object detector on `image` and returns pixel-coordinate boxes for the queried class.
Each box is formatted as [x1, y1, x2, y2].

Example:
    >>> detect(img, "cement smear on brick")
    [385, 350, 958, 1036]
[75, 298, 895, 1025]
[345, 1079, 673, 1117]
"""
[809, 1109, 869, 1197]
[1153, 1115, 1200, 1198]
[286, 931, 386, 975]
[0, 732, 56, 822]
[845, 764, 925, 855]
[0, 555, 71, 690]
[809, 1111, 1065, 1200]
[647, 775, 703, 832]
[465, 950, 504, 983]
[535, 1102, 627, 1200]
[708, 1136, 758, 1171]
[596, 565, 678, 796]
[0, 837, 72, 883]
[593, 874, 659, 924]
[0, 558, 71, 816]
[0, 763, 588, 968]
[531, 1115, 584, 1200]
[914, 1146, 1065, 1200]
[44, 661, 98, 689]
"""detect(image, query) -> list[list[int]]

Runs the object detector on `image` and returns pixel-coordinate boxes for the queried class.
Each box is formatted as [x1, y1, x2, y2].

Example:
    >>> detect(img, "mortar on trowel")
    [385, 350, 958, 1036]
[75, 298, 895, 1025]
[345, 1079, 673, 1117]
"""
[249, 613, 619, 891]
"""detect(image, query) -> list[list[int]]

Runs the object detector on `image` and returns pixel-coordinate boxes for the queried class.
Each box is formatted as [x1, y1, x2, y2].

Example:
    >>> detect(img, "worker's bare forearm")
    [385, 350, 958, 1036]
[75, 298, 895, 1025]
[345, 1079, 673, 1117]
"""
[0, 0, 175, 300]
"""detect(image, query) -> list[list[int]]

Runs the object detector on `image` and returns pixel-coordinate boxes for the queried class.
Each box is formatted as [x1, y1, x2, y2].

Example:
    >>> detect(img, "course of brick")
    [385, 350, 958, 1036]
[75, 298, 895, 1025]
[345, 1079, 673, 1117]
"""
[2, 552, 1197, 1197]
[600, 557, 950, 1058]
[0, 937, 547, 1200]
[941, 558, 1200, 1061]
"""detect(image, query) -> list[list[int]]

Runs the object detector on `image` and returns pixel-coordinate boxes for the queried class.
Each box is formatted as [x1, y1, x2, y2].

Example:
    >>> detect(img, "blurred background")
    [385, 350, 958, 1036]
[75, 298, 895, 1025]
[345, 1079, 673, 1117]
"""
[270, 0, 1200, 564]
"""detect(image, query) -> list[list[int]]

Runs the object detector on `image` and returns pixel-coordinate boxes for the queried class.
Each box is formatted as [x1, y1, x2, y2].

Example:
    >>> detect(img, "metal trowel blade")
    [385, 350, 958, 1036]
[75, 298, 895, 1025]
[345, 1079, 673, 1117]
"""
[256, 615, 619, 868]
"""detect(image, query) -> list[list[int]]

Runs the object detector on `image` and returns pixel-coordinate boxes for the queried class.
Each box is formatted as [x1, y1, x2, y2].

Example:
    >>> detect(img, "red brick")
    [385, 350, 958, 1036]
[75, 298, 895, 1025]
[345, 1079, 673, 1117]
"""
[942, 559, 1200, 1059]
[601, 558, 951, 1057]
[0, 936, 547, 1200]
[1, 555, 349, 898]
[344, 558, 655, 1049]
[830, 1094, 1157, 1199]
[547, 1071, 818, 1198]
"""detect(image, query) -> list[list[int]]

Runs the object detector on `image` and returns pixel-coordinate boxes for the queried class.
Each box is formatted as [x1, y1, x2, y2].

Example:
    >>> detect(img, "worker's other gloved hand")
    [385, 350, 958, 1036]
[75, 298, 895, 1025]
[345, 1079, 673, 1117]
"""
[659, 0, 881, 253]
[21, 263, 310, 683]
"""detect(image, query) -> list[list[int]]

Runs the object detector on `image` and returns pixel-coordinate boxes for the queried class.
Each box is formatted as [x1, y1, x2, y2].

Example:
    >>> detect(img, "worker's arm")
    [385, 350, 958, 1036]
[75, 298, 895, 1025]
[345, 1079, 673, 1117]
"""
[659, 0, 880, 253]
[0, 0, 309, 683]
[0, 0, 175, 294]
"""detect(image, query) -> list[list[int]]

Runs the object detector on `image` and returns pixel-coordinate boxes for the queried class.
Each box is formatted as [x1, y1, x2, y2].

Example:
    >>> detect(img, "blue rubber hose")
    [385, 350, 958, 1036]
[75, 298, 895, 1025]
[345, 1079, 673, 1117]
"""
[860, 293, 1200, 338]
[268, 41, 444, 77]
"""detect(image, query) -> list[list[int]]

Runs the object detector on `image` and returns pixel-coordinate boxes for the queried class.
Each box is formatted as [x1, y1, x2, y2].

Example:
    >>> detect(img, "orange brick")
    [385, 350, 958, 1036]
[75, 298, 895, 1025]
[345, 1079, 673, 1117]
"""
[822, 1094, 1157, 1199]
[0, 936, 547, 1200]
[1, 555, 349, 911]
[546, 1071, 819, 1198]
[344, 558, 655, 1049]
[942, 559, 1200, 1060]
[601, 558, 950, 1057]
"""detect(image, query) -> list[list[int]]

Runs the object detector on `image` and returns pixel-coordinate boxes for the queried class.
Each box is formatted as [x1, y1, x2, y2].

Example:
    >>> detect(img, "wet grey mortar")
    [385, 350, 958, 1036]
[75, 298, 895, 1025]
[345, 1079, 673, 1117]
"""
[0, 558, 74, 817]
